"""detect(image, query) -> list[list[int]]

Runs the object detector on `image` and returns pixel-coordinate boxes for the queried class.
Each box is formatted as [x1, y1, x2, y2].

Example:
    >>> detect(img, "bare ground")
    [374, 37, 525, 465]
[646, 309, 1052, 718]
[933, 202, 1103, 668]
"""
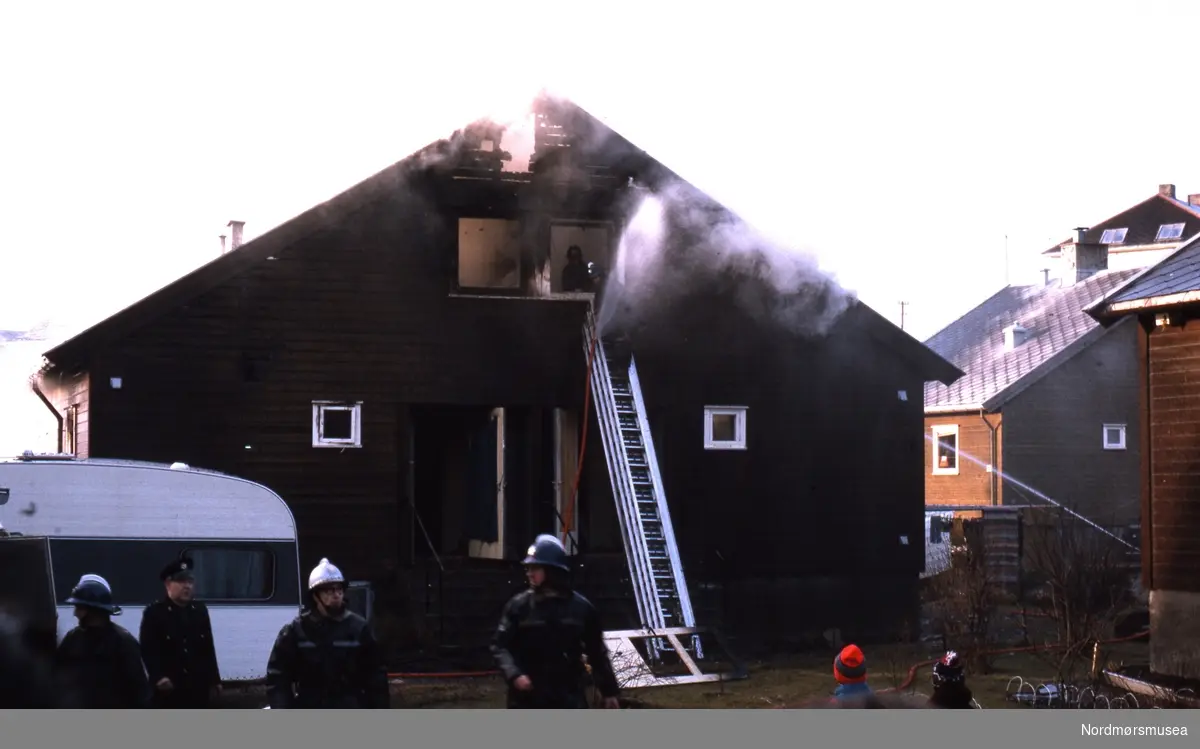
[216, 641, 1150, 709]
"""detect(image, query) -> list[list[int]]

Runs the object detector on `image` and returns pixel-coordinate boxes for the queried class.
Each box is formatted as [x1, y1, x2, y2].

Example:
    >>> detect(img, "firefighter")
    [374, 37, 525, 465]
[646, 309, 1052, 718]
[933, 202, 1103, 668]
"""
[139, 557, 222, 708]
[927, 650, 975, 709]
[490, 533, 621, 709]
[265, 558, 390, 709]
[54, 574, 152, 708]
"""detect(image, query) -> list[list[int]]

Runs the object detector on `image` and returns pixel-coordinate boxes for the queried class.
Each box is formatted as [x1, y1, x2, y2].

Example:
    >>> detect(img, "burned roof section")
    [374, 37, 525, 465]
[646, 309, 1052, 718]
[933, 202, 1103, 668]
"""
[924, 268, 1143, 410]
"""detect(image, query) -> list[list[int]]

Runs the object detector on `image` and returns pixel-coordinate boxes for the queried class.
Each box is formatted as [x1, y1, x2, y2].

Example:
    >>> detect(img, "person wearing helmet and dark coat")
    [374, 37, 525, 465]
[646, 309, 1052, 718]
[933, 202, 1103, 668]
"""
[139, 557, 222, 709]
[53, 574, 152, 708]
[490, 534, 621, 709]
[928, 650, 975, 709]
[265, 558, 390, 709]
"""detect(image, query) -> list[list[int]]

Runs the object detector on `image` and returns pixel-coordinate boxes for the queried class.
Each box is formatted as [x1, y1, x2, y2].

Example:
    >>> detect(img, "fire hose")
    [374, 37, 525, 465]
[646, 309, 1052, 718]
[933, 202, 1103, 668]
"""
[877, 629, 1149, 695]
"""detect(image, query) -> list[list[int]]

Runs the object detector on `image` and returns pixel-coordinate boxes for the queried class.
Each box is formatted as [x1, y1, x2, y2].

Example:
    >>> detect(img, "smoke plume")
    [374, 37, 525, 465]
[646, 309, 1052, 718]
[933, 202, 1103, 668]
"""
[596, 179, 857, 339]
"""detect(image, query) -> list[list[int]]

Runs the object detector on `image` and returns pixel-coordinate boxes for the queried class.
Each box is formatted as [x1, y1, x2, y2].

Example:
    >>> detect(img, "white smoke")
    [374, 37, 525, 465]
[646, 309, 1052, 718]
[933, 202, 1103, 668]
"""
[596, 179, 857, 338]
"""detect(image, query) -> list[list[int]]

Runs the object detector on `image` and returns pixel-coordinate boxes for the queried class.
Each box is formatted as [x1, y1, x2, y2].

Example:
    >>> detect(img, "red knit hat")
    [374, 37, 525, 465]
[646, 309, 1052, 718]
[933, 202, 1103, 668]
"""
[834, 644, 867, 684]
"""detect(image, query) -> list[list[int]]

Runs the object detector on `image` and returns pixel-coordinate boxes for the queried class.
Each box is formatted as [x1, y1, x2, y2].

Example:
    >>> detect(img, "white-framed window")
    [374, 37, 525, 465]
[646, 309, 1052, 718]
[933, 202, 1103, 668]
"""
[312, 401, 363, 448]
[931, 424, 959, 475]
[1157, 223, 1186, 242]
[704, 406, 747, 450]
[1103, 423, 1126, 451]
[1100, 227, 1128, 244]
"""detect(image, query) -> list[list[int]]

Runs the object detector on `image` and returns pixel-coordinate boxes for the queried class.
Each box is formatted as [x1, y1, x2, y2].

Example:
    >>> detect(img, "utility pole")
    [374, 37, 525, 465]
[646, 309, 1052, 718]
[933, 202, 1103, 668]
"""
[899, 301, 909, 331]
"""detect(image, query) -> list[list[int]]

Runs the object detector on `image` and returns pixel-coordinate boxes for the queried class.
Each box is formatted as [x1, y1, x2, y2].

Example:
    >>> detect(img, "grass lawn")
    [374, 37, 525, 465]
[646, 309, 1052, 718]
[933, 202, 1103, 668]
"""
[218, 641, 1150, 709]
[384, 640, 1151, 709]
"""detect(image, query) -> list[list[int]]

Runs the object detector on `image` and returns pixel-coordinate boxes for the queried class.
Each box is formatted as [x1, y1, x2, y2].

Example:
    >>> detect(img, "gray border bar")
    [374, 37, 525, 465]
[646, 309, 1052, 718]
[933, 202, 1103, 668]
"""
[0, 709, 1195, 748]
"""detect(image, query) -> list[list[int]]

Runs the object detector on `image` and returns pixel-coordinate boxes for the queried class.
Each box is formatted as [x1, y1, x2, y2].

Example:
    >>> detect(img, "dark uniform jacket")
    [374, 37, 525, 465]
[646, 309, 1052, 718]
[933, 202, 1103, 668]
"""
[265, 609, 390, 709]
[139, 597, 221, 708]
[55, 622, 152, 709]
[929, 683, 976, 709]
[490, 587, 620, 709]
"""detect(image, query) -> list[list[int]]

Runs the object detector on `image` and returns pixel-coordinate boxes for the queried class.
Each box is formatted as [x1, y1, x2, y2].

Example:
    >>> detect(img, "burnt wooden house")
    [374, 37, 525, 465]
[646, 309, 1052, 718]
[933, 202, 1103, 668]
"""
[31, 95, 961, 658]
[1087, 229, 1200, 681]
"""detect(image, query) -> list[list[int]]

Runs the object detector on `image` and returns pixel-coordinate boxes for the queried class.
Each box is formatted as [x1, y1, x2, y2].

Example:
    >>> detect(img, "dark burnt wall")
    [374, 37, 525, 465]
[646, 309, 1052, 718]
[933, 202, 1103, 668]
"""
[84, 176, 594, 580]
[611, 282, 930, 640]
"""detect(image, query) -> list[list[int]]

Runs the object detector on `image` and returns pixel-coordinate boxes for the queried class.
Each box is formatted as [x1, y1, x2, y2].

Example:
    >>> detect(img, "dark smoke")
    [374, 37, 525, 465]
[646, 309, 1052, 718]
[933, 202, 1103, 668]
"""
[596, 179, 857, 338]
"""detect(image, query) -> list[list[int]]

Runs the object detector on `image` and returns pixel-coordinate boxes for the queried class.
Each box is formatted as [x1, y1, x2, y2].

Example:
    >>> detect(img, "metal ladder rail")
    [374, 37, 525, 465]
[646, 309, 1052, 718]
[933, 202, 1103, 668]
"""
[593, 336, 664, 633]
[607, 361, 681, 624]
[591, 342, 660, 631]
[599, 343, 667, 632]
[627, 356, 697, 634]
[582, 315, 660, 631]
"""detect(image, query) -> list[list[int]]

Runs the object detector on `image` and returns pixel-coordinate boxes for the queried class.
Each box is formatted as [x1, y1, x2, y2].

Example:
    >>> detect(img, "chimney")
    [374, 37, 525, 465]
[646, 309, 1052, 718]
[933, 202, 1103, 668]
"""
[1059, 226, 1108, 287]
[1189, 193, 1200, 207]
[219, 234, 227, 255]
[228, 220, 245, 251]
[1003, 323, 1031, 351]
[1160, 184, 1176, 199]
[1041, 268, 1052, 285]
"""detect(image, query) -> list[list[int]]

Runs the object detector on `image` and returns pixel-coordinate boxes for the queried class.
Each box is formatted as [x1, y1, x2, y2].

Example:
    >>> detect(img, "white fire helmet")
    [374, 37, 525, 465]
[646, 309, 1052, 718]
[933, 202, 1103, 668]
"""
[77, 574, 112, 593]
[308, 558, 345, 591]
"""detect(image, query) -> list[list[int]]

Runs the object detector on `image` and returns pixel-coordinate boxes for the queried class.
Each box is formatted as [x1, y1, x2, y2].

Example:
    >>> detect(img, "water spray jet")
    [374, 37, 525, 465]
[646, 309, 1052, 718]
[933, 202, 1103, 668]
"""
[924, 434, 1136, 549]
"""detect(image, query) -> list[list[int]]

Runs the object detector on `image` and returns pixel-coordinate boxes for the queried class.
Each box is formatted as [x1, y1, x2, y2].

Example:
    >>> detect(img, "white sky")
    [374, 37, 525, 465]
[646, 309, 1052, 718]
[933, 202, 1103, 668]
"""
[2, 1, 1199, 344]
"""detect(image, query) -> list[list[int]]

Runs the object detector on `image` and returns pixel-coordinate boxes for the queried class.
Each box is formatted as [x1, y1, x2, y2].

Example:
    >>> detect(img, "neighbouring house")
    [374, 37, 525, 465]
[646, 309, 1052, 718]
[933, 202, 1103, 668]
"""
[1086, 230, 1200, 682]
[921, 186, 1200, 533]
[27, 94, 961, 658]
[923, 259, 1143, 526]
[1042, 183, 1200, 275]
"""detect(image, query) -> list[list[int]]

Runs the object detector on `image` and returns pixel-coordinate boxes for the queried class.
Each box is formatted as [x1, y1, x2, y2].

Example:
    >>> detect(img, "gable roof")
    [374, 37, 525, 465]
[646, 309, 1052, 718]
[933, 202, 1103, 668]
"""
[1085, 231, 1200, 321]
[923, 268, 1143, 412]
[1042, 191, 1200, 256]
[40, 94, 961, 387]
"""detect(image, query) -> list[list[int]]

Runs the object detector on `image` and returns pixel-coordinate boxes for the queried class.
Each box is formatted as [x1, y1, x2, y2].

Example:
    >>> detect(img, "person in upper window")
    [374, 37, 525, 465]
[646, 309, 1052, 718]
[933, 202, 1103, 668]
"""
[561, 245, 593, 293]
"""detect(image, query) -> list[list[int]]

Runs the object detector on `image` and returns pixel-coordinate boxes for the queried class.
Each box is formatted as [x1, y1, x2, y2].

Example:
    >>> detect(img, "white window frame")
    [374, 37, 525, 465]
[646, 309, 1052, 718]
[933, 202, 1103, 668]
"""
[312, 401, 363, 448]
[931, 424, 960, 476]
[704, 406, 747, 450]
[1103, 423, 1127, 451]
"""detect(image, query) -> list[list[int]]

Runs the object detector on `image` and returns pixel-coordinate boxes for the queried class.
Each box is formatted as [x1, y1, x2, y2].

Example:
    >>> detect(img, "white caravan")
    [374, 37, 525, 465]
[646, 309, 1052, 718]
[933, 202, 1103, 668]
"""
[0, 454, 302, 682]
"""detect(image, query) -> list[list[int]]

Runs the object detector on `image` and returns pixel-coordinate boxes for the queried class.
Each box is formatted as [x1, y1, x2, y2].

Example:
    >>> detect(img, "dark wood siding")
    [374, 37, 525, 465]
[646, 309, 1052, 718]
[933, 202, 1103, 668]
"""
[83, 188, 589, 581]
[1146, 315, 1200, 593]
[1002, 319, 1141, 526]
[923, 412, 1002, 507]
[617, 291, 930, 642]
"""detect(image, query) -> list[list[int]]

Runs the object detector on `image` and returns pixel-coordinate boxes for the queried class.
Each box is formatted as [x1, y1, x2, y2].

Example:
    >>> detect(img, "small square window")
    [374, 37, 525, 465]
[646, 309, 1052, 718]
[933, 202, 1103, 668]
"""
[1103, 423, 1126, 451]
[704, 406, 747, 450]
[931, 424, 959, 475]
[313, 401, 363, 448]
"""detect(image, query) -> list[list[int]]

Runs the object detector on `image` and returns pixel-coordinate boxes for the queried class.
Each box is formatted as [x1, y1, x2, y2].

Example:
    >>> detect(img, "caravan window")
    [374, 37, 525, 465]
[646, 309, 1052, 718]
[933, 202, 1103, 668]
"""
[184, 547, 276, 601]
